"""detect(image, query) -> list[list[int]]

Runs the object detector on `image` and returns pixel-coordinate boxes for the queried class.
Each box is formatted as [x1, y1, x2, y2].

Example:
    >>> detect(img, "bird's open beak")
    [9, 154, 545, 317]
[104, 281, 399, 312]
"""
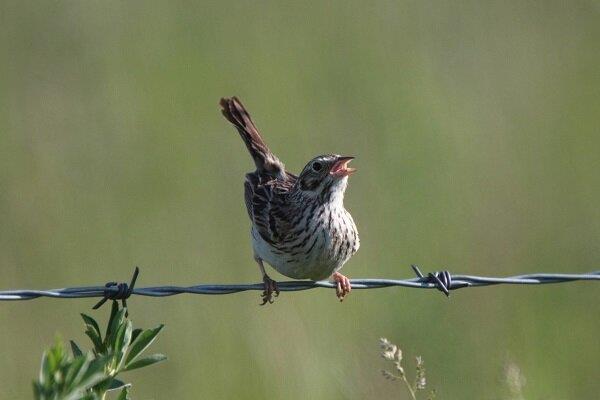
[330, 156, 356, 177]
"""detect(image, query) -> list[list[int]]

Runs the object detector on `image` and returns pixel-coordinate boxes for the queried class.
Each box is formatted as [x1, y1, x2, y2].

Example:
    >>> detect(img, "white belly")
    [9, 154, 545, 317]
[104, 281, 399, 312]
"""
[251, 208, 359, 280]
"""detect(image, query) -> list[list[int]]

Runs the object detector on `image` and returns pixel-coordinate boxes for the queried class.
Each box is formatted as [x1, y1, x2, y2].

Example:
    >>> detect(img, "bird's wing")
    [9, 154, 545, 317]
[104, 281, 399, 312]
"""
[244, 172, 297, 245]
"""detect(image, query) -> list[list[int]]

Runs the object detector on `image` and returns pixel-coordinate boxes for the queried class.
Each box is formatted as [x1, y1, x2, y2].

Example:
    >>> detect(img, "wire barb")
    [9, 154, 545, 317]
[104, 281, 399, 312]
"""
[412, 265, 453, 296]
[0, 267, 598, 302]
[92, 267, 139, 315]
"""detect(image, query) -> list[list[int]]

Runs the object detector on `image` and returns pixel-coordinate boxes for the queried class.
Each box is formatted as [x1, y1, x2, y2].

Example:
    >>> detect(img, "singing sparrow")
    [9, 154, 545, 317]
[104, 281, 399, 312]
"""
[220, 97, 359, 304]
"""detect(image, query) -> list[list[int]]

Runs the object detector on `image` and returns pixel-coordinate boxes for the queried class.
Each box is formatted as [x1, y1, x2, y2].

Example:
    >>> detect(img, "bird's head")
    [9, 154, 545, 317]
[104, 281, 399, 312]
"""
[296, 154, 356, 202]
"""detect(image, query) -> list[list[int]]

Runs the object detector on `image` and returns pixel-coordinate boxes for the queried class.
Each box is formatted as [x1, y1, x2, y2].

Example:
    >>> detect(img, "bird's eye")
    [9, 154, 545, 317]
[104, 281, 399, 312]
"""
[311, 162, 323, 172]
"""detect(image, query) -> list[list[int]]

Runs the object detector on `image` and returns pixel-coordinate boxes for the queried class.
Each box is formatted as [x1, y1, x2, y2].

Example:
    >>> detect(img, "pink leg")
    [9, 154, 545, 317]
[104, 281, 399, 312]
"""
[256, 258, 279, 305]
[332, 272, 352, 301]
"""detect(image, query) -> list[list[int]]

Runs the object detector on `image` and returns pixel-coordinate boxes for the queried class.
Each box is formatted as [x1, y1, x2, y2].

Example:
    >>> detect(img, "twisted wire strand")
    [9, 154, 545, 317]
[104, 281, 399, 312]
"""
[1, 270, 598, 301]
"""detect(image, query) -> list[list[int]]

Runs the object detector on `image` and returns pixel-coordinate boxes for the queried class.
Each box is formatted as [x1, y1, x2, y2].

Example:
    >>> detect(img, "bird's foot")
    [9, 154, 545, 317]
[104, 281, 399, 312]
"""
[332, 272, 351, 302]
[260, 274, 280, 305]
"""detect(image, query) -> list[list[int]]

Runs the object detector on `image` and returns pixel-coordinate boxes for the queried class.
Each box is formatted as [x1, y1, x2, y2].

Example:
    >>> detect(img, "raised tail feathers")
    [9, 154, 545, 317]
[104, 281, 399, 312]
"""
[220, 97, 284, 175]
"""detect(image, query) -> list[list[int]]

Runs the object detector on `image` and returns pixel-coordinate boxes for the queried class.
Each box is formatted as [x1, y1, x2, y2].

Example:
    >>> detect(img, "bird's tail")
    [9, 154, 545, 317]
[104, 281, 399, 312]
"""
[220, 97, 284, 176]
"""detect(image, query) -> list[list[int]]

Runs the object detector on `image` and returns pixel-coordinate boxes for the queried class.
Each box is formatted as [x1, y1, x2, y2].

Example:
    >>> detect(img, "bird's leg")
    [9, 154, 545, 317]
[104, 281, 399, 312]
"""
[332, 272, 352, 301]
[256, 258, 279, 305]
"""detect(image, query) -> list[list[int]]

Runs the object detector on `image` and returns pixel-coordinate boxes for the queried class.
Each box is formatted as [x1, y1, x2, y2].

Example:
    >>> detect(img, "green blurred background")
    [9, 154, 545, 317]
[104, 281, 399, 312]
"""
[1, 1, 599, 399]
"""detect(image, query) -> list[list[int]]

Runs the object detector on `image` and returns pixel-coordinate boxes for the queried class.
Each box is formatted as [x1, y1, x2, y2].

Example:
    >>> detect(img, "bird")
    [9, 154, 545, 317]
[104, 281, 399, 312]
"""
[220, 96, 360, 304]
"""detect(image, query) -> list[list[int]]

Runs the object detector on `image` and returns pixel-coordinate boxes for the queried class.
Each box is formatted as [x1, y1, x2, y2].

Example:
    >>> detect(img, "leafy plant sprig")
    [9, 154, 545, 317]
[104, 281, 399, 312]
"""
[33, 301, 166, 400]
[379, 338, 436, 400]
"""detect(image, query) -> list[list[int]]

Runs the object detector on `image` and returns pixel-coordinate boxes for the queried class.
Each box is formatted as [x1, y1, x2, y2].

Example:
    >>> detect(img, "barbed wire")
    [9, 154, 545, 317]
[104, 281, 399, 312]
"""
[0, 266, 598, 307]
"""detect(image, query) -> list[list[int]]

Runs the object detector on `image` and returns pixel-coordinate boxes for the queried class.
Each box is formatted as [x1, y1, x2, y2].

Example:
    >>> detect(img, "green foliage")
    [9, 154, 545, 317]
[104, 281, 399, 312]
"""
[33, 302, 166, 400]
[33, 340, 106, 400]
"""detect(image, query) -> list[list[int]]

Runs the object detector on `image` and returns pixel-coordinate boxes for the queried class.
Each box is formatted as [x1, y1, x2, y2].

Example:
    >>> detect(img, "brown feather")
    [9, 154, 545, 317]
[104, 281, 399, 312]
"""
[220, 97, 284, 176]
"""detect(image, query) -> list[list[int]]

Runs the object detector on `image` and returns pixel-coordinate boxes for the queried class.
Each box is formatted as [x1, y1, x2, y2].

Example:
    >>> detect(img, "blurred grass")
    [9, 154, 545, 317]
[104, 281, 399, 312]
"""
[1, 1, 599, 399]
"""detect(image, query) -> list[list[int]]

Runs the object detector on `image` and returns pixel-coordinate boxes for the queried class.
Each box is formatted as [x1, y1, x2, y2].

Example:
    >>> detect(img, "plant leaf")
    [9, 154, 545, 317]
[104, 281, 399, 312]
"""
[64, 354, 89, 389]
[105, 301, 121, 340]
[113, 320, 133, 371]
[130, 328, 142, 344]
[75, 395, 100, 400]
[70, 340, 83, 357]
[85, 326, 104, 354]
[81, 314, 102, 342]
[125, 325, 164, 366]
[106, 378, 131, 392]
[38, 350, 50, 386]
[106, 307, 127, 347]
[79, 356, 109, 389]
[32, 381, 44, 399]
[122, 354, 166, 372]
[116, 386, 130, 400]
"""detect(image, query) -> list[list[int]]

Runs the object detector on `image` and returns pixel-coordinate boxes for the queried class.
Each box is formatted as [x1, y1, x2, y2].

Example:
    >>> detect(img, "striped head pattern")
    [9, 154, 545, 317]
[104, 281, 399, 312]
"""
[296, 154, 356, 203]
